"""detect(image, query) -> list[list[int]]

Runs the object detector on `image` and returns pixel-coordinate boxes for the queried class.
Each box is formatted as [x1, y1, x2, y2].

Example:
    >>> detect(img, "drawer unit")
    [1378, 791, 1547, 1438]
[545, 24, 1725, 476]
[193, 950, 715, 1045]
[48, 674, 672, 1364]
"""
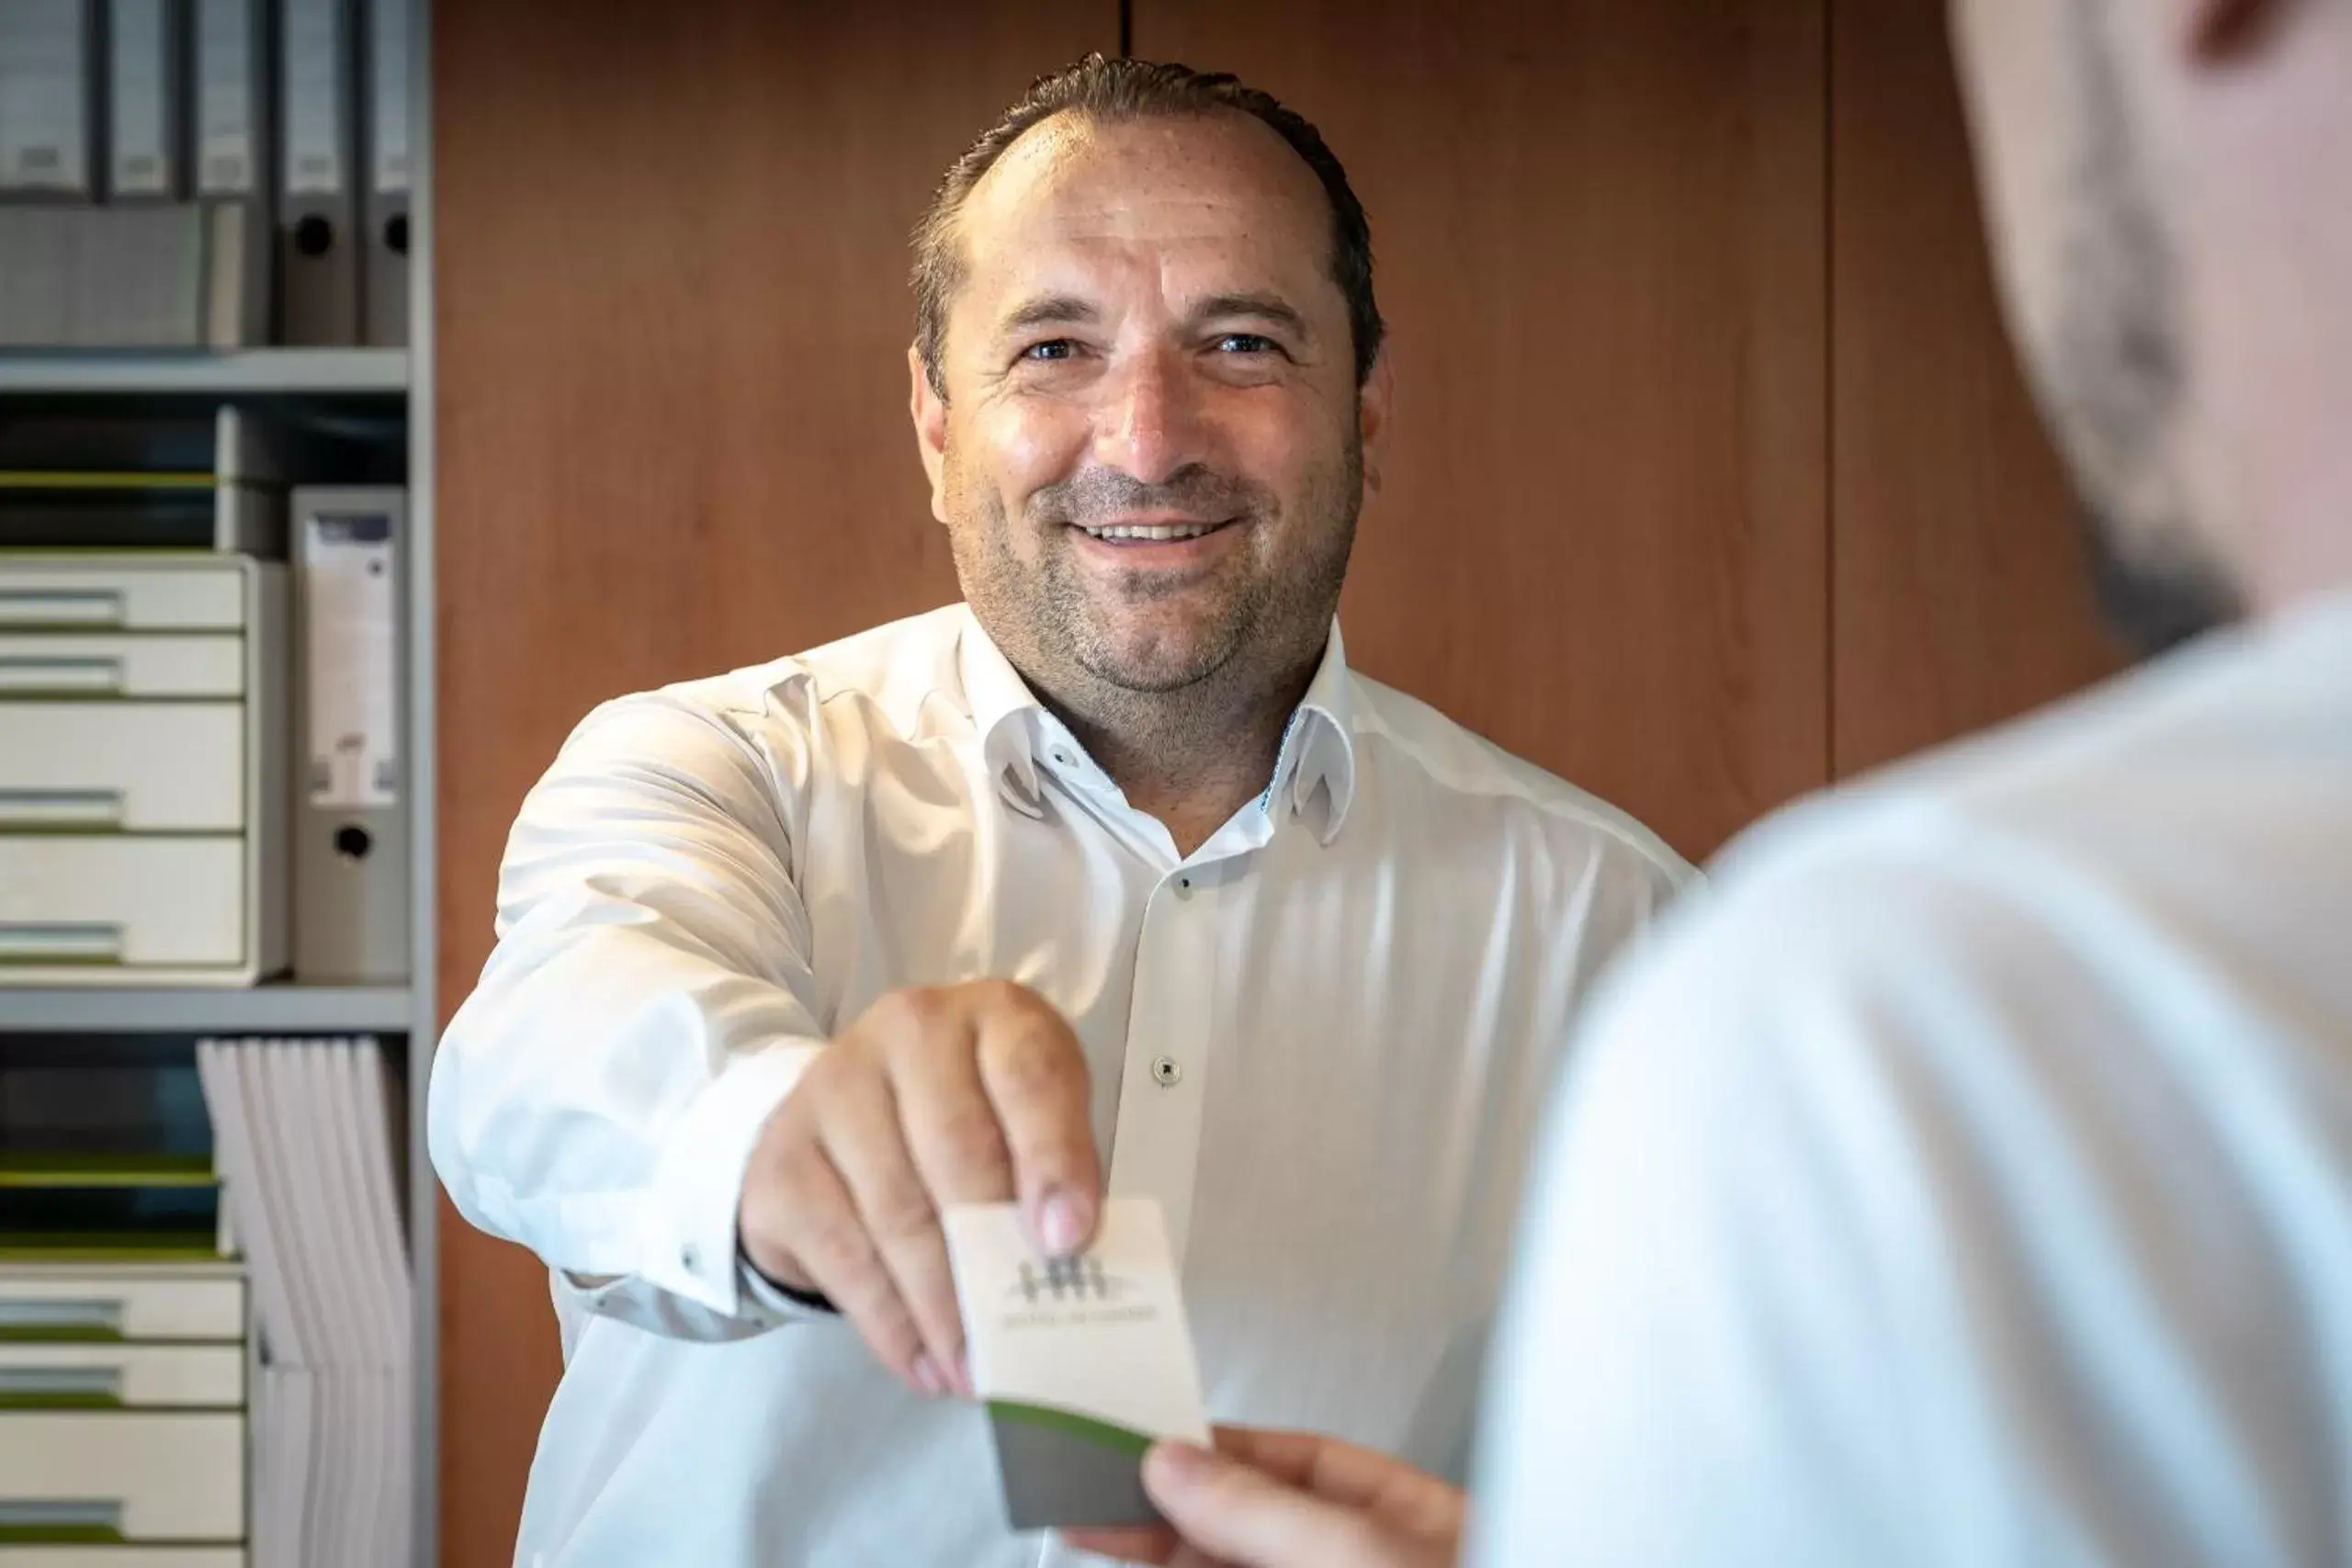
[0, 635, 246, 699]
[0, 554, 287, 986]
[0, 1343, 244, 1409]
[0, 1409, 244, 1541]
[0, 839, 246, 971]
[0, 705, 244, 831]
[0, 565, 243, 634]
[0, 1267, 244, 1342]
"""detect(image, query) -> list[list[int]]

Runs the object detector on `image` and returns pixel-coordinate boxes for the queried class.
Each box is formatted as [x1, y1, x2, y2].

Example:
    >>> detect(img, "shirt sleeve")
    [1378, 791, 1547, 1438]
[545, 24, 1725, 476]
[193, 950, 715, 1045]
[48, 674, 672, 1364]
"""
[427, 687, 831, 1339]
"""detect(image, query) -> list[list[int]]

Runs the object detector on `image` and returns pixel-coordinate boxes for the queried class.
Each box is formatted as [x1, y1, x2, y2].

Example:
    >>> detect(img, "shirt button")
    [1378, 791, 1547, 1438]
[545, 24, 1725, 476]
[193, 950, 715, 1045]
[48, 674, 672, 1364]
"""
[1052, 749, 1074, 768]
[1151, 1055, 1182, 1087]
[682, 1244, 701, 1274]
[1174, 874, 1193, 896]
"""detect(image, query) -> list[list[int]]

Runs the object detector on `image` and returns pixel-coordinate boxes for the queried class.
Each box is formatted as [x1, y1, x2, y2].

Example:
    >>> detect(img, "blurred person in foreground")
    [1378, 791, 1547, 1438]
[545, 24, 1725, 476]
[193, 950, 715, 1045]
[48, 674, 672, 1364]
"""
[1086, 0, 2352, 1562]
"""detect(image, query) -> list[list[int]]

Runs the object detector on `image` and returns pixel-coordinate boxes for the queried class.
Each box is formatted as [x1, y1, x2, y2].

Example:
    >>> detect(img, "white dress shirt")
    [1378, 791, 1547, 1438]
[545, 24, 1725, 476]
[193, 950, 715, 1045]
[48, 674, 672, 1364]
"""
[428, 604, 1690, 1568]
[1476, 587, 2352, 1568]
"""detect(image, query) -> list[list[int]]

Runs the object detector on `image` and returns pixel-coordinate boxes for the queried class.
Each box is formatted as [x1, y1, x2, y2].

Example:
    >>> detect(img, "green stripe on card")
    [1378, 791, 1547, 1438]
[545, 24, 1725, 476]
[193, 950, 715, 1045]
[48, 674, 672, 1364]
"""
[986, 1399, 1156, 1457]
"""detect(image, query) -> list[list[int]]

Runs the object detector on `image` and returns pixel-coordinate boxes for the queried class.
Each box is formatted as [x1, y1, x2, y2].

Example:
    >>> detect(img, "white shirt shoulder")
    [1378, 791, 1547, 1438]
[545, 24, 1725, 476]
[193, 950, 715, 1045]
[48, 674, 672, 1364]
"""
[1476, 595, 2352, 1568]
[1346, 671, 1694, 892]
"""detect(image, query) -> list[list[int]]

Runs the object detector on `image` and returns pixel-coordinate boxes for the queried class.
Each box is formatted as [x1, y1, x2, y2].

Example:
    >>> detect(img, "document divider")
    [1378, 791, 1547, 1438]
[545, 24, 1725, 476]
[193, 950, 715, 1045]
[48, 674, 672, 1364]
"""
[197, 1037, 410, 1568]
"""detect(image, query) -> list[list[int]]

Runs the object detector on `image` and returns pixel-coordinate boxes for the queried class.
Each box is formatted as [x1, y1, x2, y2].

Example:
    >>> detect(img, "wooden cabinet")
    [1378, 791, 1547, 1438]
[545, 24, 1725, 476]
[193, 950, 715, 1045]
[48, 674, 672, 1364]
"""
[1138, 0, 1832, 859]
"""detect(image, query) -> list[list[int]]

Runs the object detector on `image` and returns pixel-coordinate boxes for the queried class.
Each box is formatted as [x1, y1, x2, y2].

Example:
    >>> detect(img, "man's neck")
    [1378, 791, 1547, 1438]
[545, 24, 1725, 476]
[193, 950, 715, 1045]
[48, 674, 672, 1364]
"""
[1035, 652, 1320, 859]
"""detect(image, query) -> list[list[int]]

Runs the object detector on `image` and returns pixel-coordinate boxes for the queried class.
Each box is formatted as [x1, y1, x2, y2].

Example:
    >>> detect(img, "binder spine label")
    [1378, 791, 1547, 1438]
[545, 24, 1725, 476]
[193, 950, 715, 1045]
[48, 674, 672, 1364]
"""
[282, 0, 345, 197]
[301, 510, 398, 809]
[368, 0, 407, 195]
[108, 0, 176, 197]
[195, 0, 255, 195]
[0, 0, 91, 194]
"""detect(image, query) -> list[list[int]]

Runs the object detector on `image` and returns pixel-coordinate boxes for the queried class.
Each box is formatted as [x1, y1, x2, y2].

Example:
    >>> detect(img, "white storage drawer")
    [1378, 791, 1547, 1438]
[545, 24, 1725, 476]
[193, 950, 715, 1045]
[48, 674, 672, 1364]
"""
[0, 567, 243, 633]
[0, 1268, 243, 1342]
[0, 1344, 244, 1409]
[0, 1410, 244, 1541]
[0, 705, 244, 831]
[0, 636, 245, 700]
[0, 1550, 243, 1567]
[0, 838, 245, 970]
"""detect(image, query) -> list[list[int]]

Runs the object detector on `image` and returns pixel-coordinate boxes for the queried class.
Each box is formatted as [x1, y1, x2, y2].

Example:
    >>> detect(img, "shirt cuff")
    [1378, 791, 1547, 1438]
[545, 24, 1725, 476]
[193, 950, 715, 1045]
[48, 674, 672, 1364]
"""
[637, 1038, 825, 1316]
[739, 1251, 839, 1324]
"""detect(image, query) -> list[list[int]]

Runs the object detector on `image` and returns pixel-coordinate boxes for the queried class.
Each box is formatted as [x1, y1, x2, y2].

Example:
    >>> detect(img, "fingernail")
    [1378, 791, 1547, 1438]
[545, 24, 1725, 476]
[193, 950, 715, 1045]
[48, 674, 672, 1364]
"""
[955, 1352, 976, 1398]
[1038, 1188, 1090, 1256]
[912, 1353, 946, 1399]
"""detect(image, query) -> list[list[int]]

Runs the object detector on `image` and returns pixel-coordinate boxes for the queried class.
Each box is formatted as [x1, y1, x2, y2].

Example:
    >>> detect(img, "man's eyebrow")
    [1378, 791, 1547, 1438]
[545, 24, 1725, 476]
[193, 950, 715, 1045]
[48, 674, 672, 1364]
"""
[1189, 293, 1312, 337]
[997, 294, 1099, 334]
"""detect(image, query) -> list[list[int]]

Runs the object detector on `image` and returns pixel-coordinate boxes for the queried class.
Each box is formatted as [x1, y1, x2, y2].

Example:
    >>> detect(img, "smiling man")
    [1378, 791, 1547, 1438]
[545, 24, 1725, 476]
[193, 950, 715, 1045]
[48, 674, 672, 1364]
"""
[427, 56, 1688, 1568]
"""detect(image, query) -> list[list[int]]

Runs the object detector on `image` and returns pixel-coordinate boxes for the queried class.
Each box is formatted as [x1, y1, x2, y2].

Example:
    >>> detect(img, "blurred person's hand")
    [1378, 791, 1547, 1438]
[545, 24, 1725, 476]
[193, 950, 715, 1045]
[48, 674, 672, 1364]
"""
[1067, 1427, 1466, 1568]
[737, 979, 1099, 1396]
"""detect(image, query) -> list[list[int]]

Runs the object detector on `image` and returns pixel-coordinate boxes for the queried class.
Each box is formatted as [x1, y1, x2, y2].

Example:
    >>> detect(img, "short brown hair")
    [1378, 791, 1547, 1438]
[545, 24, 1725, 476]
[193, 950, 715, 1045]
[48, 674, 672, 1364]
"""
[911, 55, 1385, 399]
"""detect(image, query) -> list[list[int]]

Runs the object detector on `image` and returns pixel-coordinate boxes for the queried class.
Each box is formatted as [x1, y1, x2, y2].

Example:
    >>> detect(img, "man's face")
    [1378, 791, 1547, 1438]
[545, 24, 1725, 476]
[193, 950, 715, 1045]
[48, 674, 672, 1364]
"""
[1951, 0, 2242, 650]
[912, 112, 1385, 699]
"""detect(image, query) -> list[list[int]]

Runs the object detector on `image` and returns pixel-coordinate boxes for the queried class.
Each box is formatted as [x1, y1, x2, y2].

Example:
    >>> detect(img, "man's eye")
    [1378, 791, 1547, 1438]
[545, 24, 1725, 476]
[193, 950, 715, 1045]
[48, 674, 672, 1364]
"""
[1216, 333, 1278, 355]
[1021, 339, 1080, 362]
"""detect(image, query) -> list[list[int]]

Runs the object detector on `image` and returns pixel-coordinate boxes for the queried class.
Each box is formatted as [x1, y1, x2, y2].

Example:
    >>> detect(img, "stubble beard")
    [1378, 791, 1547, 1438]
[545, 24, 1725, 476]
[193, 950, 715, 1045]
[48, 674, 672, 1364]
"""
[2037, 0, 2244, 656]
[945, 441, 1362, 750]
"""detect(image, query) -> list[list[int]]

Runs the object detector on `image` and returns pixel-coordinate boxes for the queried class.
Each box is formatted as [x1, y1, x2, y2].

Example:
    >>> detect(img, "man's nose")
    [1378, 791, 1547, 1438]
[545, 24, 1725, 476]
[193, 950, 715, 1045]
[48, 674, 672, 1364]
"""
[1093, 349, 1211, 489]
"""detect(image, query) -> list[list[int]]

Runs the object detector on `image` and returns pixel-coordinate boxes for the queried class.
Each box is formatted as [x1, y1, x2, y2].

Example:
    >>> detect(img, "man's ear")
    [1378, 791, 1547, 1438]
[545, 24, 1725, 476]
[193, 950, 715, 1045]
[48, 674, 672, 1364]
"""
[1358, 346, 1396, 501]
[2188, 0, 2283, 62]
[910, 344, 950, 525]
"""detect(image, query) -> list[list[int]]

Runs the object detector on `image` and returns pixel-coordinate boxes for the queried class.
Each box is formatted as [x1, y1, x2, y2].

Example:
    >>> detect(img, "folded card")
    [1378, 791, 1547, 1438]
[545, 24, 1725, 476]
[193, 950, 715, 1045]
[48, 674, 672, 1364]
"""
[944, 1198, 1212, 1531]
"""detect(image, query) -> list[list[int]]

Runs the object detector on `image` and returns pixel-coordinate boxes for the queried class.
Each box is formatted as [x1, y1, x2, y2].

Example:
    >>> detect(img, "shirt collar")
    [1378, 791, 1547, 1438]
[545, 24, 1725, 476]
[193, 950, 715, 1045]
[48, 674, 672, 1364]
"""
[957, 610, 1052, 818]
[1274, 625, 1358, 845]
[956, 607, 1360, 843]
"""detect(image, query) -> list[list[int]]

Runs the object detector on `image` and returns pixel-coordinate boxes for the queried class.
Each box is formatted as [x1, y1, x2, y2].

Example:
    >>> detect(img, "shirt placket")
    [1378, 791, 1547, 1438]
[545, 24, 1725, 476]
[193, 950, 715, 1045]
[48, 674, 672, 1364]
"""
[1104, 859, 1225, 1270]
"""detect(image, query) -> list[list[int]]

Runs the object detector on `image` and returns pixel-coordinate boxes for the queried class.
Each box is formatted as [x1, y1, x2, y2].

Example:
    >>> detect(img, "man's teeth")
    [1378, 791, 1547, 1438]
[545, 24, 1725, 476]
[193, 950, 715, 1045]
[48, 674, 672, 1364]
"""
[1081, 523, 1218, 541]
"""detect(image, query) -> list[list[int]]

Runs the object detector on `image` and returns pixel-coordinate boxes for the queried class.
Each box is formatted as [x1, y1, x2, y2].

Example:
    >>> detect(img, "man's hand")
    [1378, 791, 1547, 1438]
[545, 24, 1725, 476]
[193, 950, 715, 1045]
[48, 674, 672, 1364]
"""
[737, 979, 1100, 1397]
[1066, 1427, 1466, 1568]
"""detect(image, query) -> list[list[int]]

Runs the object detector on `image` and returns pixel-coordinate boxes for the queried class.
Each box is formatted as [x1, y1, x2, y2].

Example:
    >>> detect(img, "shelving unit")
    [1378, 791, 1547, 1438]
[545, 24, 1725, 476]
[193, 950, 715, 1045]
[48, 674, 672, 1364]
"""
[0, 2, 437, 1562]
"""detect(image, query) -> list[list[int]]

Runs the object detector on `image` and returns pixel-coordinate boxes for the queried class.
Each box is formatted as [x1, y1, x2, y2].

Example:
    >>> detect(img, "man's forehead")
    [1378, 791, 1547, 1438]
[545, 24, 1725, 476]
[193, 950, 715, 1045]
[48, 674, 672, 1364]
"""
[957, 111, 1331, 265]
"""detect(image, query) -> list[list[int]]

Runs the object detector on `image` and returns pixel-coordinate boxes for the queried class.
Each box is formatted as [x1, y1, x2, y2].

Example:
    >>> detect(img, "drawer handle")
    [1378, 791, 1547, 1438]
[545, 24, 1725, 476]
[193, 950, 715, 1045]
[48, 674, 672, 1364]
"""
[0, 1297, 126, 1338]
[0, 655, 125, 694]
[0, 1363, 124, 1406]
[0, 924, 124, 964]
[0, 790, 126, 829]
[0, 589, 127, 629]
[0, 1499, 125, 1540]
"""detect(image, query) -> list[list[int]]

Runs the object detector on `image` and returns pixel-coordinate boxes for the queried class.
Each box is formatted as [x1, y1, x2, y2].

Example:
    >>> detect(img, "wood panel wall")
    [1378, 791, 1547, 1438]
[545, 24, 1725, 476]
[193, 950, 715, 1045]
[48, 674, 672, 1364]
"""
[433, 3, 2114, 1562]
[1137, 0, 1831, 859]
[1828, 0, 2122, 773]
[430, 6, 1114, 1562]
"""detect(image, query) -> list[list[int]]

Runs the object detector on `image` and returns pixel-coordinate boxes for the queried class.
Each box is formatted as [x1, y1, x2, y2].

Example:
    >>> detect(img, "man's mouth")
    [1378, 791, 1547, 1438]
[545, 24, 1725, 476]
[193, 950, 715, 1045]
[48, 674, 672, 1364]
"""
[1071, 519, 1231, 543]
